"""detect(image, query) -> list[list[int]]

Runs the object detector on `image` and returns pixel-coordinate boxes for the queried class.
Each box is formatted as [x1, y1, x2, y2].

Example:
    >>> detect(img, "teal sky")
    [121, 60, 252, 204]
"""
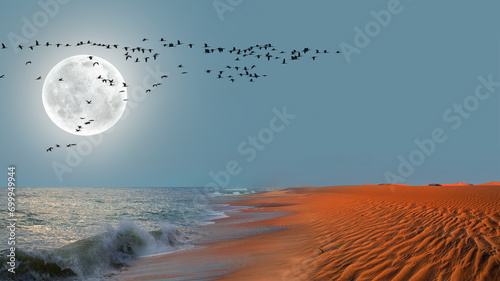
[0, 0, 499, 188]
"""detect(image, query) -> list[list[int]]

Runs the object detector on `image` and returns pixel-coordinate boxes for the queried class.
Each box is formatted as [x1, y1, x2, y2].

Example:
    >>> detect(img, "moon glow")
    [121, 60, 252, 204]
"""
[42, 55, 127, 136]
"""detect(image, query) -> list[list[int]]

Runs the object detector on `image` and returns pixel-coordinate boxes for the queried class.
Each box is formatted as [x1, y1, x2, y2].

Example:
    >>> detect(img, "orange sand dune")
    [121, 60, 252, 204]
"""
[477, 181, 500, 186]
[428, 182, 474, 186]
[119, 184, 500, 281]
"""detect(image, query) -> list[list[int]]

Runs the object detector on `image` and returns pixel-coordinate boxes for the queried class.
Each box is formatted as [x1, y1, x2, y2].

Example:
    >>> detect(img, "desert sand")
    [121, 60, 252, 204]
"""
[119, 183, 500, 281]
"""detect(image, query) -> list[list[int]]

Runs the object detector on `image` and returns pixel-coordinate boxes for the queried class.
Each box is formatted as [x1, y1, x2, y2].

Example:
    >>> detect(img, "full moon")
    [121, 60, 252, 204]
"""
[42, 55, 127, 136]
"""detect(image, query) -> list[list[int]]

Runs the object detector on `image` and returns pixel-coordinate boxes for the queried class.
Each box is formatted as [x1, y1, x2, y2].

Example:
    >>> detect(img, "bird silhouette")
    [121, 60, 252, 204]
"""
[86, 100, 92, 104]
[59, 78, 63, 81]
[146, 89, 151, 93]
[161, 75, 168, 79]
[153, 83, 161, 87]
[84, 122, 91, 125]
[56, 144, 60, 148]
[47, 147, 53, 152]
[93, 62, 99, 66]
[88, 56, 93, 60]
[36, 76, 41, 80]
[1, 43, 6, 49]
[0, 75, 4, 78]
[25, 61, 32, 65]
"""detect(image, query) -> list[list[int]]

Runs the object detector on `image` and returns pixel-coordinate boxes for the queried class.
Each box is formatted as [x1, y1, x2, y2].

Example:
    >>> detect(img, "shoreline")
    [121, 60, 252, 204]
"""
[118, 184, 500, 280]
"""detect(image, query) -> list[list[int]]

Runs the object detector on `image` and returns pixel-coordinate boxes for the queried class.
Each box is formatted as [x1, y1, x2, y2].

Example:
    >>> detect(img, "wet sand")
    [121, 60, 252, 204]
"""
[119, 183, 500, 280]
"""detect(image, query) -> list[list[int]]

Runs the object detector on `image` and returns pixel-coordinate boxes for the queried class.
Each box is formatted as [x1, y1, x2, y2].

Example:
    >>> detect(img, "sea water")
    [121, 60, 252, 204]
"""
[0, 186, 268, 280]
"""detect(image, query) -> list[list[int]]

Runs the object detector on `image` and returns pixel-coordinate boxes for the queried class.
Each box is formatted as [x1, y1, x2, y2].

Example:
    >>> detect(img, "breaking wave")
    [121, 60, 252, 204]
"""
[0, 221, 188, 281]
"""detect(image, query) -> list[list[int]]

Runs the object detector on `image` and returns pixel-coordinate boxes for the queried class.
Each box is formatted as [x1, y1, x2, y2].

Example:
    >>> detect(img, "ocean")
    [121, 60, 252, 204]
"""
[0, 186, 268, 280]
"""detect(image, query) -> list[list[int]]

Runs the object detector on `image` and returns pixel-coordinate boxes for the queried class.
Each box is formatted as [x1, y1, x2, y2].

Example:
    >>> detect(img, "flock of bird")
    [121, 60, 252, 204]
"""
[0, 37, 339, 152]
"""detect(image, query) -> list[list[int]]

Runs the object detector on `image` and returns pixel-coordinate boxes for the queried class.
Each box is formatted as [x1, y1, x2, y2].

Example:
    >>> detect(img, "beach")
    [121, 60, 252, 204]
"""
[119, 183, 500, 280]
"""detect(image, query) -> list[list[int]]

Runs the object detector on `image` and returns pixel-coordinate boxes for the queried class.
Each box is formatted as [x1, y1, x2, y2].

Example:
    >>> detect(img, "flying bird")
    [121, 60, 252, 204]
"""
[86, 100, 92, 104]
[93, 62, 99, 66]
[160, 75, 168, 79]
[36, 76, 41, 80]
[88, 56, 93, 60]
[1, 43, 6, 49]
[146, 89, 151, 93]
[25, 61, 32, 65]
[59, 78, 63, 81]
[46, 147, 53, 152]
